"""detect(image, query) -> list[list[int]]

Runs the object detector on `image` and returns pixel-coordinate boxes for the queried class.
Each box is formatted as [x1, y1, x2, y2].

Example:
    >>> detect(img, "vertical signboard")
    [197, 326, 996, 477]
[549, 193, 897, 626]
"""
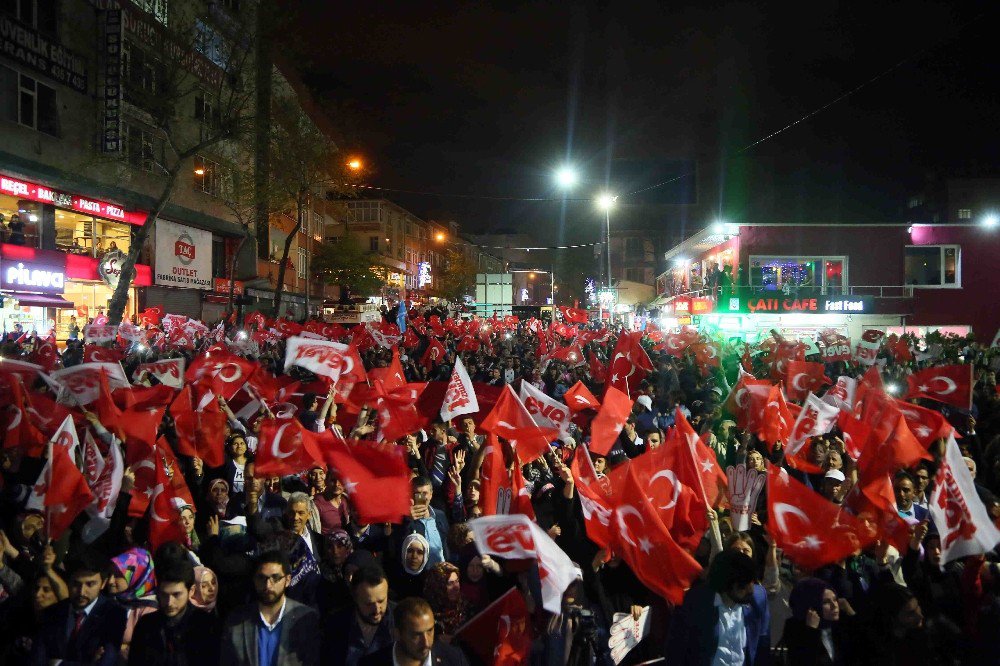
[101, 9, 123, 154]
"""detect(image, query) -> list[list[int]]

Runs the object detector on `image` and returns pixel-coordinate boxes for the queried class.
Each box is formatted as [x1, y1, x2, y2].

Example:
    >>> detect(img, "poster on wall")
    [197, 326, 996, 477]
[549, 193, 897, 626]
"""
[154, 220, 213, 290]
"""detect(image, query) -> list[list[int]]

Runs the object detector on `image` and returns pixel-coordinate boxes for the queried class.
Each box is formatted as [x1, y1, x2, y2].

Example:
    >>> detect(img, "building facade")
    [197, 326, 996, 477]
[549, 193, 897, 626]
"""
[655, 222, 1000, 342]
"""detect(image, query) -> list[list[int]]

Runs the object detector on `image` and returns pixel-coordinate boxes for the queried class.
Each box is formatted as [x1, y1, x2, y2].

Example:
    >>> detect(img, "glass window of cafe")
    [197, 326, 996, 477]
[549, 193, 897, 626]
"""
[748, 256, 846, 294]
[0, 193, 131, 256]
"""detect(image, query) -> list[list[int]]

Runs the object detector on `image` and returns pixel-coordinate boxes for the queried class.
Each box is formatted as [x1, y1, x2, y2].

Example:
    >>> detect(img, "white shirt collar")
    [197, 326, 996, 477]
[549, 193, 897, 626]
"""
[392, 643, 432, 666]
[259, 597, 288, 631]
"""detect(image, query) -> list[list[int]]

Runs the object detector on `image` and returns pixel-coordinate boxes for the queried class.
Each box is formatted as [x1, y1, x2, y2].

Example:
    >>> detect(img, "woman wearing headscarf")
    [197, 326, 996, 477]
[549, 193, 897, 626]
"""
[457, 544, 504, 615]
[781, 577, 857, 665]
[189, 566, 219, 616]
[389, 533, 430, 599]
[317, 529, 355, 615]
[423, 562, 471, 637]
[108, 548, 158, 661]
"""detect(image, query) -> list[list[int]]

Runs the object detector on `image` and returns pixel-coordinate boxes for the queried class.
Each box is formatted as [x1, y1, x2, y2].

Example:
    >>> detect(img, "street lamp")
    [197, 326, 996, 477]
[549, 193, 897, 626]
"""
[596, 192, 616, 322]
[435, 232, 446, 242]
[555, 165, 578, 189]
[347, 158, 363, 171]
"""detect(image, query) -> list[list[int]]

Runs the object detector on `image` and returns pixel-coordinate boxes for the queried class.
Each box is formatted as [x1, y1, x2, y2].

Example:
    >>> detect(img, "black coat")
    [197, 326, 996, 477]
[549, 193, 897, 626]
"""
[321, 603, 396, 666]
[29, 596, 128, 666]
[780, 617, 855, 666]
[127, 606, 221, 666]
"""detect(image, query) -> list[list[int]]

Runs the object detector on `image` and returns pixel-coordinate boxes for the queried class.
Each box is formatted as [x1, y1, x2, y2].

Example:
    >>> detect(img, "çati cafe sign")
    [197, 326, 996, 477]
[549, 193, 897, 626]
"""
[0, 173, 147, 225]
[724, 294, 873, 315]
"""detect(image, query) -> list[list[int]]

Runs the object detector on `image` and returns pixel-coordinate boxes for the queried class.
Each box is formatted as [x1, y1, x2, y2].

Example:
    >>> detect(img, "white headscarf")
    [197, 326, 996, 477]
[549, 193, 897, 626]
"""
[401, 533, 430, 575]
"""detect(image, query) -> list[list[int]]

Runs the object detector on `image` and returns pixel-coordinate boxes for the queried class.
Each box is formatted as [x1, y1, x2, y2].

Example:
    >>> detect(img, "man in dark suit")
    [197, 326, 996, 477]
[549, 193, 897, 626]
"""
[323, 564, 396, 666]
[220, 550, 320, 666]
[359, 597, 468, 666]
[665, 550, 771, 666]
[128, 558, 220, 666]
[30, 548, 128, 666]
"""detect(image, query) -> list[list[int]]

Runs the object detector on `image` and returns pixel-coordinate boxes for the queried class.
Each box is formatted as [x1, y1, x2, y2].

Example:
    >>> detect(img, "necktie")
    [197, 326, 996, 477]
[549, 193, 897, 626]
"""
[71, 610, 86, 640]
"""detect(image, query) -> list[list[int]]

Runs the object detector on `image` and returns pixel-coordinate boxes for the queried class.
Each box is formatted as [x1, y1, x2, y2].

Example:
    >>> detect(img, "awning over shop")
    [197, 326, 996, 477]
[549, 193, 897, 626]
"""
[5, 292, 75, 308]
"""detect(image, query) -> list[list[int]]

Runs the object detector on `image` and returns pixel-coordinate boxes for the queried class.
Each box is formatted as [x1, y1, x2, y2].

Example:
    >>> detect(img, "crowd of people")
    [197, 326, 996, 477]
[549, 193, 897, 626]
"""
[0, 303, 999, 666]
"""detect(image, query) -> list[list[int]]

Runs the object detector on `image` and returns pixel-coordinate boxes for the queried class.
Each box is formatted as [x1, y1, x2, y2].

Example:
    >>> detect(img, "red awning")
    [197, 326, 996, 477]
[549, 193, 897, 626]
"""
[5, 292, 75, 308]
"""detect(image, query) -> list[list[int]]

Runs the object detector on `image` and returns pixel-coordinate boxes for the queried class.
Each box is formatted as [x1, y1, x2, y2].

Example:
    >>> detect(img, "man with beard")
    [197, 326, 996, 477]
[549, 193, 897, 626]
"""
[323, 565, 395, 665]
[128, 558, 220, 665]
[220, 550, 319, 666]
[359, 597, 467, 666]
[665, 550, 770, 665]
[30, 548, 128, 666]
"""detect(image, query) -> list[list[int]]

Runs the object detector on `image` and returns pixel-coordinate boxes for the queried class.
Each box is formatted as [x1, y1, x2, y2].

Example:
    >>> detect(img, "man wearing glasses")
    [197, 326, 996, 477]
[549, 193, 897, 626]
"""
[221, 550, 320, 666]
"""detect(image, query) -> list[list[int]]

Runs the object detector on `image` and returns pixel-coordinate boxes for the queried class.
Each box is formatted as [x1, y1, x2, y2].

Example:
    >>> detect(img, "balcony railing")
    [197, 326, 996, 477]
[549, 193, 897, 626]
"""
[661, 284, 915, 300]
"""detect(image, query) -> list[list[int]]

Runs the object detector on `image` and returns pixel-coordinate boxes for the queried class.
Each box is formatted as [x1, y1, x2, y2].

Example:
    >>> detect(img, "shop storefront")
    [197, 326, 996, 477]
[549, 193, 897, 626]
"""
[146, 218, 214, 320]
[0, 243, 151, 336]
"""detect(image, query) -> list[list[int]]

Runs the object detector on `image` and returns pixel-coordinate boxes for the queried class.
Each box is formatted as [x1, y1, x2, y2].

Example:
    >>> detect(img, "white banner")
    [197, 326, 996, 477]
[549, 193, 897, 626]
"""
[284, 336, 352, 383]
[83, 324, 117, 344]
[136, 358, 186, 388]
[855, 329, 884, 366]
[519, 380, 570, 436]
[441, 357, 479, 422]
[154, 219, 213, 290]
[786, 392, 840, 457]
[821, 375, 857, 412]
[50, 362, 130, 406]
[469, 514, 576, 614]
[929, 434, 1000, 566]
[725, 464, 766, 532]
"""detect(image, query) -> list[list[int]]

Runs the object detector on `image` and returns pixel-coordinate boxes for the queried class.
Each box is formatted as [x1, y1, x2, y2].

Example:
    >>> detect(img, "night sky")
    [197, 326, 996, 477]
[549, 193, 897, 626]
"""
[279, 1, 998, 245]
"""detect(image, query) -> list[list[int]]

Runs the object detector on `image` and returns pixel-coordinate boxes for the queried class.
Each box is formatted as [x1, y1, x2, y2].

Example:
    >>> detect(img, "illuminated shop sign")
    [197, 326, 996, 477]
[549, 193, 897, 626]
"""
[0, 173, 147, 225]
[723, 293, 873, 315]
[4, 262, 65, 291]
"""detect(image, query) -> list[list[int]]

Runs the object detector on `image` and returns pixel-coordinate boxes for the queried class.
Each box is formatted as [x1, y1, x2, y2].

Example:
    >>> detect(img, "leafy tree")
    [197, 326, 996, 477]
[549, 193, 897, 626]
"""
[432, 248, 478, 301]
[311, 236, 383, 300]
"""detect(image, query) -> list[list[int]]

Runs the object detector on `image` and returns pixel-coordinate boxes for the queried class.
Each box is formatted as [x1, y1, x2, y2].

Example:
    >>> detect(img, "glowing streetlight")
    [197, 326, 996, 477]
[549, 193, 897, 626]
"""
[347, 158, 363, 171]
[193, 167, 205, 176]
[529, 272, 536, 279]
[983, 213, 999, 228]
[596, 192, 617, 211]
[435, 232, 446, 242]
[555, 165, 578, 189]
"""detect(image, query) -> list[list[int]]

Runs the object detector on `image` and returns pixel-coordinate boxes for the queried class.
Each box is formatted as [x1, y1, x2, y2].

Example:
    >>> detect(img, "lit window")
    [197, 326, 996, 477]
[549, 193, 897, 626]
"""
[957, 208, 971, 220]
[904, 245, 960, 287]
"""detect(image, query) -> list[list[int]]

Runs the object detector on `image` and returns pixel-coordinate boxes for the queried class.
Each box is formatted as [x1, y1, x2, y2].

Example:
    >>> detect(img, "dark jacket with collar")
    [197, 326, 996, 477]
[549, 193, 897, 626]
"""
[664, 581, 771, 666]
[127, 605, 220, 666]
[322, 602, 396, 666]
[358, 641, 469, 666]
[219, 597, 320, 666]
[29, 596, 128, 666]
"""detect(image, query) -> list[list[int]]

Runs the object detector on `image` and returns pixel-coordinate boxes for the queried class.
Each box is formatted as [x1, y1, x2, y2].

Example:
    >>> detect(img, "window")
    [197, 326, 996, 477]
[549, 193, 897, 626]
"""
[624, 237, 644, 257]
[123, 123, 162, 173]
[957, 208, 971, 220]
[194, 91, 219, 128]
[625, 267, 646, 283]
[749, 255, 847, 293]
[297, 247, 307, 279]
[122, 40, 161, 105]
[0, 66, 58, 135]
[905, 245, 960, 287]
[193, 155, 227, 198]
[132, 0, 168, 26]
[369, 236, 379, 252]
[908, 196, 924, 209]
[1, 0, 57, 35]
[195, 20, 228, 69]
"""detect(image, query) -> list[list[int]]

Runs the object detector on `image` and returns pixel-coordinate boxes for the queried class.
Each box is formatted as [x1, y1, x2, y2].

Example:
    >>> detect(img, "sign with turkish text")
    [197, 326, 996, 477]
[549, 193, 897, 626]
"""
[136, 358, 186, 388]
[154, 219, 212, 290]
[83, 324, 117, 344]
[0, 173, 146, 224]
[284, 336, 352, 383]
[0, 13, 88, 93]
[519, 381, 570, 436]
[213, 277, 244, 296]
[721, 291, 872, 315]
[1, 259, 66, 294]
[691, 297, 714, 315]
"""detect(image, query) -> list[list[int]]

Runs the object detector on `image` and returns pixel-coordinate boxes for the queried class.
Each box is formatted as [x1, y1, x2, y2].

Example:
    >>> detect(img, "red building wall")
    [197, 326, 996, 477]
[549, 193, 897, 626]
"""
[730, 224, 999, 340]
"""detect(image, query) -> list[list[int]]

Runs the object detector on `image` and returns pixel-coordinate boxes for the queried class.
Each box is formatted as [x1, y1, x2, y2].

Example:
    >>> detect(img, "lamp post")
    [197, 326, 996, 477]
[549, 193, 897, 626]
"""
[596, 192, 617, 324]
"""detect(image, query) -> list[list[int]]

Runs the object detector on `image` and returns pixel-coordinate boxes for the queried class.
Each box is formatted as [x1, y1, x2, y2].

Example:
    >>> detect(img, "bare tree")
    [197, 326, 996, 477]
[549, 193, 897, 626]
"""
[105, 4, 257, 324]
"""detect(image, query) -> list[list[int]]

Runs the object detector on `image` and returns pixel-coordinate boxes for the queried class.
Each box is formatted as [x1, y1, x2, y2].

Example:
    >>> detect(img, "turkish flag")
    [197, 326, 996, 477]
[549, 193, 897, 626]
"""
[630, 436, 708, 552]
[170, 387, 227, 468]
[606, 331, 653, 397]
[757, 385, 794, 446]
[455, 588, 533, 666]
[904, 365, 973, 410]
[420, 337, 447, 370]
[723, 373, 771, 432]
[587, 350, 607, 384]
[255, 417, 325, 477]
[673, 410, 728, 508]
[2, 377, 47, 456]
[28, 334, 60, 372]
[322, 438, 412, 524]
[767, 465, 873, 571]
[836, 411, 873, 460]
[784, 360, 831, 402]
[845, 473, 914, 555]
[363, 381, 427, 443]
[893, 399, 953, 447]
[368, 348, 407, 392]
[456, 336, 480, 353]
[570, 449, 614, 548]
[83, 344, 124, 364]
[186, 351, 258, 401]
[856, 412, 932, 480]
[93, 371, 124, 434]
[690, 342, 721, 371]
[479, 385, 558, 463]
[148, 451, 188, 550]
[558, 306, 589, 324]
[563, 381, 601, 412]
[479, 435, 513, 516]
[610, 465, 702, 604]
[549, 343, 586, 367]
[588, 386, 633, 456]
[26, 441, 93, 540]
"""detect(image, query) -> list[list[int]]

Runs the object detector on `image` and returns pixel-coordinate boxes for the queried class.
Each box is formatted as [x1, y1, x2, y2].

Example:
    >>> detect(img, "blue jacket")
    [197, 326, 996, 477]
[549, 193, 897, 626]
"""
[665, 581, 771, 666]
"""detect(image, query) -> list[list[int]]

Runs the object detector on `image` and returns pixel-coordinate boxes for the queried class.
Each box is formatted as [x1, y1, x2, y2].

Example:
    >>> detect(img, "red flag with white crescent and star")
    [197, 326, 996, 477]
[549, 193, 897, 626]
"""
[904, 364, 973, 410]
[784, 360, 831, 402]
[148, 452, 188, 550]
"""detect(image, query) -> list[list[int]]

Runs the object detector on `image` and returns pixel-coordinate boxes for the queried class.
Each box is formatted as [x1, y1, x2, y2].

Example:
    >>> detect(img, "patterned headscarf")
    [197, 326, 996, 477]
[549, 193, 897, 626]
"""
[423, 562, 469, 634]
[190, 566, 218, 612]
[110, 548, 156, 603]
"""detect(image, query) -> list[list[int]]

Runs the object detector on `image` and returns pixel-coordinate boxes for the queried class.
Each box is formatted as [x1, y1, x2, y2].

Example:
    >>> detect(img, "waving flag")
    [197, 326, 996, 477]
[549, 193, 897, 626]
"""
[904, 365, 973, 410]
[441, 357, 479, 422]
